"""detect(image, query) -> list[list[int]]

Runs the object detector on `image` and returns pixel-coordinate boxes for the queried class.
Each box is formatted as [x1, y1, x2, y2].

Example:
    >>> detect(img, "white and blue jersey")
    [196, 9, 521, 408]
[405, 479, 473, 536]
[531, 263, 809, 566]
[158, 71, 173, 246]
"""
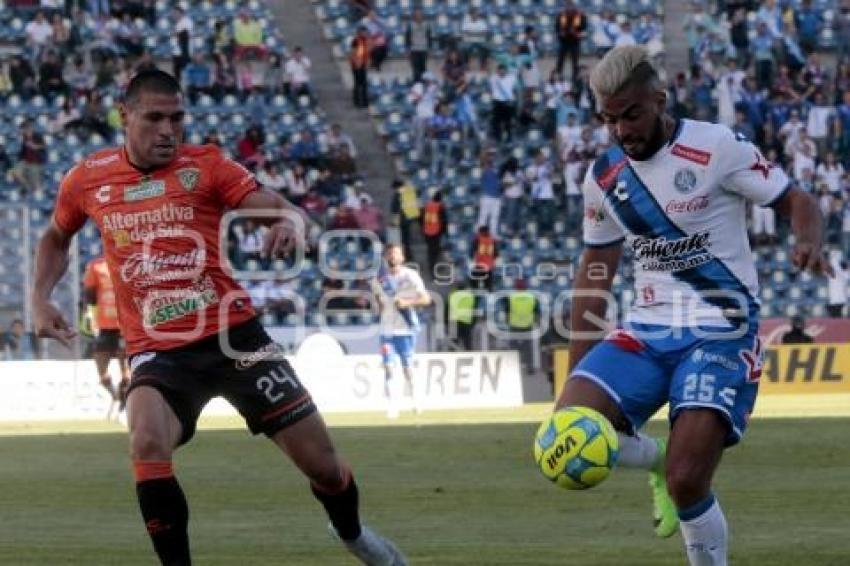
[575, 119, 784, 444]
[582, 118, 790, 328]
[372, 265, 426, 367]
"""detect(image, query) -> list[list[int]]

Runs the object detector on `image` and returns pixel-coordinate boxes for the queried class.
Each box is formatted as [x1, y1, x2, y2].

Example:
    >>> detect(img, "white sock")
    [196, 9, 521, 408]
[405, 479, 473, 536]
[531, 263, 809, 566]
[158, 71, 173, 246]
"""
[384, 370, 396, 412]
[616, 432, 661, 470]
[405, 373, 418, 409]
[679, 494, 728, 566]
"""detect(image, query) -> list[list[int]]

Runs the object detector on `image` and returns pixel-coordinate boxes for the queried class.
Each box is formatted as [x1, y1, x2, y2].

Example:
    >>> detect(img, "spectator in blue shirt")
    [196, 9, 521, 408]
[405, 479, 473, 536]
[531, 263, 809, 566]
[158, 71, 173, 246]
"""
[291, 130, 322, 168]
[756, 0, 784, 39]
[737, 77, 766, 134]
[634, 12, 660, 46]
[767, 92, 794, 132]
[795, 0, 823, 54]
[689, 65, 716, 121]
[453, 82, 481, 149]
[244, 88, 268, 129]
[732, 109, 756, 143]
[183, 53, 212, 103]
[477, 149, 502, 237]
[752, 22, 775, 91]
[428, 101, 458, 177]
[315, 168, 344, 204]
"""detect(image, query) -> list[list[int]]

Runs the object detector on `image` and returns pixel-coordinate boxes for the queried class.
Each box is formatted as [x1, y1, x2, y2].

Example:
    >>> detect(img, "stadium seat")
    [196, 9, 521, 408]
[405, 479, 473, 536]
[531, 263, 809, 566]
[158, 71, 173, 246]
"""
[783, 304, 800, 317]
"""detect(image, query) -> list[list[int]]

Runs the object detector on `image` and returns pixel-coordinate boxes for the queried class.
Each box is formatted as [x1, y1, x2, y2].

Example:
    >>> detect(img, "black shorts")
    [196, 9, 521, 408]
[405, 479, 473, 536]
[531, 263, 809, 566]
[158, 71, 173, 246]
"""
[94, 329, 125, 355]
[126, 318, 317, 445]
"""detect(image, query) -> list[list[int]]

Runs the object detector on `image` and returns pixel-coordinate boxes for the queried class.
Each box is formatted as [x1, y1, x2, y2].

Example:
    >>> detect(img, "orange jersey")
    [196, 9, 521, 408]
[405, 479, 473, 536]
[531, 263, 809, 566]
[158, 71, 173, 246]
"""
[83, 256, 120, 330]
[54, 145, 258, 355]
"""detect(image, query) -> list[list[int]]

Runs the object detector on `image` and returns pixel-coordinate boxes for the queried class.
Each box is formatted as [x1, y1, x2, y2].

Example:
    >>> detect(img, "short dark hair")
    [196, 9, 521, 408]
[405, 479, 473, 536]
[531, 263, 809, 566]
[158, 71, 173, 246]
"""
[124, 69, 182, 106]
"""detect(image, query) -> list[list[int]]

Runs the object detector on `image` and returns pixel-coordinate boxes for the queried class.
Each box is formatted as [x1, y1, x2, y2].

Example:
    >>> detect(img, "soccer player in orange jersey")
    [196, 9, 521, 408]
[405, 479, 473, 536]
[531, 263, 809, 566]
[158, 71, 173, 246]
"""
[83, 255, 130, 417]
[32, 70, 406, 566]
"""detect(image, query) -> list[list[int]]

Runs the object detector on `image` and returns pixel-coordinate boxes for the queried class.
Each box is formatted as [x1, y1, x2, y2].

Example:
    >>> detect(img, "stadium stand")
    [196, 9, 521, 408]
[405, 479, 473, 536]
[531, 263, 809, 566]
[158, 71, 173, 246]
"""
[337, 0, 849, 326]
[2, 0, 850, 358]
[0, 0, 382, 352]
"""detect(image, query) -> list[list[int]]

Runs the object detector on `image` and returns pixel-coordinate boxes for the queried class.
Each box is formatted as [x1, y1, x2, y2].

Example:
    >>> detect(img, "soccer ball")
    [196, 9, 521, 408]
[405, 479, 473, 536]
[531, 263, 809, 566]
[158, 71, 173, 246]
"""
[533, 406, 620, 490]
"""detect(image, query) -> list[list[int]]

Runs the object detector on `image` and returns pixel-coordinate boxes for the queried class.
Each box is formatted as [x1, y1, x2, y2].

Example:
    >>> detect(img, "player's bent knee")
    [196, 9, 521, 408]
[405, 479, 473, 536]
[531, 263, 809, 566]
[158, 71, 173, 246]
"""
[665, 459, 712, 508]
[557, 376, 630, 432]
[310, 460, 349, 492]
[130, 428, 174, 461]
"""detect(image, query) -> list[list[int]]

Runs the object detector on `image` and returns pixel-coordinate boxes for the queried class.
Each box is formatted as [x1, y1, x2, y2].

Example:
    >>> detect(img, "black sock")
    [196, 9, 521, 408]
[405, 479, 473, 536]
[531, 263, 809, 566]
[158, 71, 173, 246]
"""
[311, 475, 362, 540]
[136, 476, 191, 565]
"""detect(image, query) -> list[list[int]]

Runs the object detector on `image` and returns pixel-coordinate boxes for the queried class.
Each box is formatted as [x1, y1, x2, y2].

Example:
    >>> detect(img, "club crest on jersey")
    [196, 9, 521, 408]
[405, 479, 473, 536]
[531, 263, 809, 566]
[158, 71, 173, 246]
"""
[674, 168, 698, 194]
[584, 204, 606, 225]
[176, 168, 200, 192]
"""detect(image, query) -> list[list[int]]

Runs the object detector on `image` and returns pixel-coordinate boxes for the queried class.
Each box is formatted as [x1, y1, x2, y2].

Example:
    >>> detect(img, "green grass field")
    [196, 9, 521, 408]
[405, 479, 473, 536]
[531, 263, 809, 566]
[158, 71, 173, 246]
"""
[0, 409, 848, 565]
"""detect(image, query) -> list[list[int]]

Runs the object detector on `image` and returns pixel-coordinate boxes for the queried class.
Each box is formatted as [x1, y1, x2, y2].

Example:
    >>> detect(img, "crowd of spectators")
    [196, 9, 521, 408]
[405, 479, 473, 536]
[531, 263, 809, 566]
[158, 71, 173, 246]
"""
[0, 1, 389, 327]
[4, 0, 850, 337]
[377, 0, 850, 270]
[673, 0, 850, 257]
[381, 1, 631, 262]
[341, 0, 850, 347]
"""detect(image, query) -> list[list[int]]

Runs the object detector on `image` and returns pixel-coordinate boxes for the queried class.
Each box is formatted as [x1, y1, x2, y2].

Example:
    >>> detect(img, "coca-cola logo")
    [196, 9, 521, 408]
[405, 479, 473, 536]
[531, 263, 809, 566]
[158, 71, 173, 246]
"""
[665, 195, 709, 214]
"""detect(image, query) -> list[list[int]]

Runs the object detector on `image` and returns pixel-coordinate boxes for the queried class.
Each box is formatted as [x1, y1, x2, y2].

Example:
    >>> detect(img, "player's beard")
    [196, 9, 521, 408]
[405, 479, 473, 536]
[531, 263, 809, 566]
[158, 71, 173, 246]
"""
[622, 115, 666, 161]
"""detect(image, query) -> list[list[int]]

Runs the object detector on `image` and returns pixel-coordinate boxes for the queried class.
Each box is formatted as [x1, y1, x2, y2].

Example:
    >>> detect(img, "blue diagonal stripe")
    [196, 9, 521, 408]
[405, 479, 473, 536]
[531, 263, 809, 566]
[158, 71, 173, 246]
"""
[596, 147, 758, 325]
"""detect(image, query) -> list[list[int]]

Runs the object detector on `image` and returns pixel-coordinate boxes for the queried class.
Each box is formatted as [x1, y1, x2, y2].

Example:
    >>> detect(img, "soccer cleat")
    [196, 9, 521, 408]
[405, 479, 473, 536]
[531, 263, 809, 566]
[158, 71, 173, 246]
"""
[648, 438, 679, 538]
[329, 523, 408, 566]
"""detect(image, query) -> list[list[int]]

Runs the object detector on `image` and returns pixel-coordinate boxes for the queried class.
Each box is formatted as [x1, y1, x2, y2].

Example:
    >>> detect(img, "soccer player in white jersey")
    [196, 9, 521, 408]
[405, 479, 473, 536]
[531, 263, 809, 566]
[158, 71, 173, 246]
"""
[548, 46, 832, 565]
[372, 244, 431, 418]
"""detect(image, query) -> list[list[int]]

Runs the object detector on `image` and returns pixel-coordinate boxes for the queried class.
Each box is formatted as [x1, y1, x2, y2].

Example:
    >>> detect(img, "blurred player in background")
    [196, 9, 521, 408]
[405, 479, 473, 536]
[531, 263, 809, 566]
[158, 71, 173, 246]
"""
[83, 254, 130, 419]
[553, 46, 831, 565]
[372, 243, 431, 418]
[33, 70, 406, 566]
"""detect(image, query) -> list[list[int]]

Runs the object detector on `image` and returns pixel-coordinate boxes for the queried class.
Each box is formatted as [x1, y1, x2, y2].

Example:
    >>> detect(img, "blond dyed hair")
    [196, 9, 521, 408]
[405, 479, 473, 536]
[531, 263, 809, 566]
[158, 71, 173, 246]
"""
[589, 45, 659, 102]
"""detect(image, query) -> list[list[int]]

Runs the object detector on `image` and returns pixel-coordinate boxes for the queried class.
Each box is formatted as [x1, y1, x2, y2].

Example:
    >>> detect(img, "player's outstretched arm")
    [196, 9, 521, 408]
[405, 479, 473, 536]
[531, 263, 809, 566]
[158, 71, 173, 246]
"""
[772, 186, 834, 277]
[568, 243, 623, 375]
[32, 220, 78, 347]
[237, 189, 314, 258]
[395, 288, 432, 309]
